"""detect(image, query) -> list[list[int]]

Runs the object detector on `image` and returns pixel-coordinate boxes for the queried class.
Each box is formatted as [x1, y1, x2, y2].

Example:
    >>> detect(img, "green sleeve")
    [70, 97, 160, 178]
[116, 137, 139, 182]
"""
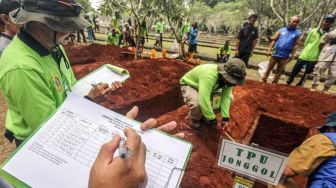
[220, 87, 232, 119]
[106, 33, 112, 43]
[1, 69, 57, 132]
[198, 77, 216, 120]
[113, 34, 119, 46]
[227, 46, 232, 55]
[217, 46, 222, 54]
[70, 67, 77, 85]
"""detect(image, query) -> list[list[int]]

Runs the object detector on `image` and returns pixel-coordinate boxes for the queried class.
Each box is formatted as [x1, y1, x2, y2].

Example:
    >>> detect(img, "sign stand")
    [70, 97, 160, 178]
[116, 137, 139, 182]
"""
[217, 137, 288, 187]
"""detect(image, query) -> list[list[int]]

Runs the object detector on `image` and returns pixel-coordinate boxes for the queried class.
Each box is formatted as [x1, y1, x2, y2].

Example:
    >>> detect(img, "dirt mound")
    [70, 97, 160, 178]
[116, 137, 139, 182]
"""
[64, 43, 133, 65]
[71, 57, 192, 121]
[67, 44, 336, 188]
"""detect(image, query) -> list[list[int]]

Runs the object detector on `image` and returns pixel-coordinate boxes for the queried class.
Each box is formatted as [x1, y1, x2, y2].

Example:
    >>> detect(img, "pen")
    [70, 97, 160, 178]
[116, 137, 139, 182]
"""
[119, 138, 128, 159]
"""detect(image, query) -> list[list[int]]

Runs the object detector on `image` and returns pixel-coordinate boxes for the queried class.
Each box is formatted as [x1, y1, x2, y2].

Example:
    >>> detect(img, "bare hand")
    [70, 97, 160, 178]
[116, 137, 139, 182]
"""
[111, 81, 123, 91]
[288, 54, 294, 62]
[221, 121, 229, 131]
[87, 83, 112, 100]
[89, 129, 147, 188]
[126, 106, 185, 139]
[267, 50, 272, 58]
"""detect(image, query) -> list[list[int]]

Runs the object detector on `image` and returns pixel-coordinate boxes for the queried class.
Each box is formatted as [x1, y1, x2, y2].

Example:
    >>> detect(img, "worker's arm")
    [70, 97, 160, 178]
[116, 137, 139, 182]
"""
[217, 46, 222, 55]
[319, 33, 330, 50]
[1, 69, 57, 136]
[220, 87, 233, 121]
[198, 77, 216, 120]
[267, 31, 279, 57]
[235, 28, 243, 56]
[283, 166, 298, 178]
[289, 35, 301, 61]
[285, 134, 336, 178]
[190, 29, 197, 38]
[251, 29, 259, 55]
[226, 46, 232, 56]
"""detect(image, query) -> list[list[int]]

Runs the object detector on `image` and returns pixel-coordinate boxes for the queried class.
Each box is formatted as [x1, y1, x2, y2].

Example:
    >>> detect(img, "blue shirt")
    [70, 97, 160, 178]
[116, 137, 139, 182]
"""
[272, 27, 301, 58]
[309, 133, 336, 188]
[189, 27, 198, 45]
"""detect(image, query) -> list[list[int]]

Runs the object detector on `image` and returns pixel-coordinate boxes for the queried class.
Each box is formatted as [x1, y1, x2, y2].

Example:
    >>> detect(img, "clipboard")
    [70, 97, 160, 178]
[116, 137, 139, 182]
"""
[71, 64, 130, 97]
[0, 94, 192, 188]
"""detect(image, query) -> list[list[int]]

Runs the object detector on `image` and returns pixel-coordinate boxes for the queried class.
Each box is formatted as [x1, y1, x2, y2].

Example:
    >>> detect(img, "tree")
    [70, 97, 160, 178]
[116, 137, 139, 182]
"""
[270, 0, 328, 26]
[77, 0, 93, 13]
[156, 0, 195, 59]
[99, 0, 158, 60]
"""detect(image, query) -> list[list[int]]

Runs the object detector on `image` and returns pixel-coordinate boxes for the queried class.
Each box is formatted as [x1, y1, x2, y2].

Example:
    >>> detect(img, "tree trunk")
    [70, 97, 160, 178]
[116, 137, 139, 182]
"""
[166, 12, 185, 59]
[270, 0, 286, 25]
[135, 24, 140, 60]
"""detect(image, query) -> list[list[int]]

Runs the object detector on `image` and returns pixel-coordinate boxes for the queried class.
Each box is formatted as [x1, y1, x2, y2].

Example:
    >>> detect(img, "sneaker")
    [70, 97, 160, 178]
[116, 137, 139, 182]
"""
[190, 119, 201, 130]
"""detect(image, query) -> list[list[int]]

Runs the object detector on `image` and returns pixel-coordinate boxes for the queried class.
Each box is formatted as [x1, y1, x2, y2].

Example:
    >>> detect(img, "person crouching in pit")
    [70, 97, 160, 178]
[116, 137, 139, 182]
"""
[179, 58, 247, 130]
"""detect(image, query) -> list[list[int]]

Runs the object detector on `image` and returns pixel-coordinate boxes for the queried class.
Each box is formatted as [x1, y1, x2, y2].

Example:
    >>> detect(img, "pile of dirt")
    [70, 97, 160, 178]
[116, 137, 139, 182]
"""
[67, 44, 336, 188]
[64, 44, 133, 65]
[70, 57, 192, 121]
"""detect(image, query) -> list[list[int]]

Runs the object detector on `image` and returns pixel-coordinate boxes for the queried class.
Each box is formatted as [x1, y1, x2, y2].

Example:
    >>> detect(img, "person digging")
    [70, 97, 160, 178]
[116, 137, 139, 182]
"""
[180, 58, 247, 130]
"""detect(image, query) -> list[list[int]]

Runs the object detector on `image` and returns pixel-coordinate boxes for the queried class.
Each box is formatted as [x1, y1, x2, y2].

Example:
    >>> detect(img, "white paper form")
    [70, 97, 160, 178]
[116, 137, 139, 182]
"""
[2, 93, 192, 188]
[71, 65, 130, 97]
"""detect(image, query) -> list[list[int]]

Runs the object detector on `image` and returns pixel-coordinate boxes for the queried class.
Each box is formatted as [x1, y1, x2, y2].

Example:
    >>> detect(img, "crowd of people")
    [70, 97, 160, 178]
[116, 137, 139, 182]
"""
[0, 0, 335, 187]
[102, 12, 336, 93]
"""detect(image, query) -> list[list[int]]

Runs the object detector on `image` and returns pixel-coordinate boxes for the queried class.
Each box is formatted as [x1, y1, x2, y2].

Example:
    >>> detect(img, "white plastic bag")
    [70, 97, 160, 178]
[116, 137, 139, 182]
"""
[258, 61, 274, 79]
[170, 39, 179, 52]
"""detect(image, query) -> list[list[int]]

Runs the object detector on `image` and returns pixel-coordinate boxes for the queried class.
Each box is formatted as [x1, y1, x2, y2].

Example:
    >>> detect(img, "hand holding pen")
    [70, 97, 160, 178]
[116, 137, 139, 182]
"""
[89, 128, 147, 188]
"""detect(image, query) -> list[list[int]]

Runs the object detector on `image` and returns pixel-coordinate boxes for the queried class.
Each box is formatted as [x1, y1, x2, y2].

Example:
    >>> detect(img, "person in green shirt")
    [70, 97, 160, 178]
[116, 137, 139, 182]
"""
[155, 17, 164, 47]
[217, 40, 232, 63]
[110, 16, 123, 46]
[180, 58, 246, 129]
[180, 18, 190, 40]
[0, 0, 121, 146]
[287, 15, 335, 86]
[106, 28, 120, 46]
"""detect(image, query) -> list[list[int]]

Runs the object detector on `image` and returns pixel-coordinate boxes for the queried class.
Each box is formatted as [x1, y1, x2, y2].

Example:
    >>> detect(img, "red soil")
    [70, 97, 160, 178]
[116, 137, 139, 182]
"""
[157, 81, 336, 188]
[64, 44, 133, 65]
[67, 44, 192, 121]
[66, 44, 336, 188]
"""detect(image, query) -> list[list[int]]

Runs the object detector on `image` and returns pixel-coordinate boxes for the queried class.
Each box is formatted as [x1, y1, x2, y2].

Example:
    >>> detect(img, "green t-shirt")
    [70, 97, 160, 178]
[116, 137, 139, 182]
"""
[156, 21, 164, 34]
[111, 17, 121, 33]
[180, 64, 232, 120]
[107, 32, 120, 46]
[181, 22, 190, 36]
[218, 45, 232, 55]
[299, 28, 323, 62]
[0, 32, 76, 140]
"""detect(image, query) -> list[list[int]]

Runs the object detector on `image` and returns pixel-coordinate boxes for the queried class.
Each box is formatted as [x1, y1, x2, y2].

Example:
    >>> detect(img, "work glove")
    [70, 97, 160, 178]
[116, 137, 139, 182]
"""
[204, 118, 217, 128]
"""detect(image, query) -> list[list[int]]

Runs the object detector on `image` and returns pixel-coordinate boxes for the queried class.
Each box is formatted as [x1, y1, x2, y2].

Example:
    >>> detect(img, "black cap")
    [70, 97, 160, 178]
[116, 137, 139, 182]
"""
[317, 112, 336, 133]
[0, 0, 21, 15]
[324, 14, 335, 23]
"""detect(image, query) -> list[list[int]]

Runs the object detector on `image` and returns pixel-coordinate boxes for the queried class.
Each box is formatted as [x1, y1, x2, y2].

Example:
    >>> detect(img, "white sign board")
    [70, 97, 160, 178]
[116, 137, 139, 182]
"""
[217, 139, 288, 186]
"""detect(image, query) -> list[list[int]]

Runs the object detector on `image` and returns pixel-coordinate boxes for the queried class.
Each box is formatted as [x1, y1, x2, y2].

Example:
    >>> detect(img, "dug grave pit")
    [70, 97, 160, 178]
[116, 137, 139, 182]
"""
[67, 44, 336, 188]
